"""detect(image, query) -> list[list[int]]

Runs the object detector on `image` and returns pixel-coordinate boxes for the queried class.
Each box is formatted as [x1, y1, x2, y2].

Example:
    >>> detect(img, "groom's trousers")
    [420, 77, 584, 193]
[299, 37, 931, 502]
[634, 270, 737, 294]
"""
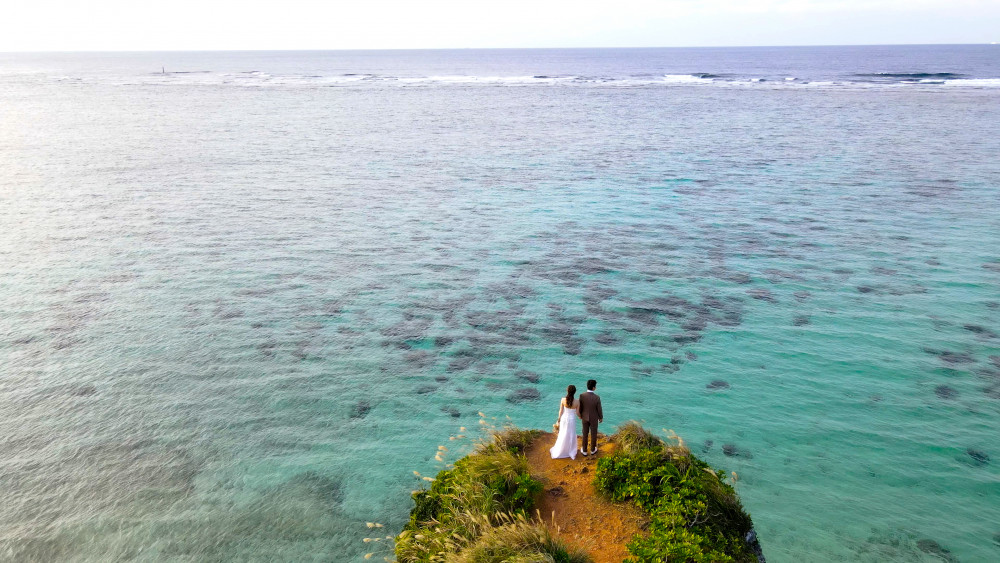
[582, 419, 598, 451]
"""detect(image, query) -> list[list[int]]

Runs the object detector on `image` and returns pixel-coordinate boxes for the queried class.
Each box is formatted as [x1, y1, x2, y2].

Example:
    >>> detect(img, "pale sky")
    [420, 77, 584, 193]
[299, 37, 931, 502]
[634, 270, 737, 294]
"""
[2, 0, 998, 51]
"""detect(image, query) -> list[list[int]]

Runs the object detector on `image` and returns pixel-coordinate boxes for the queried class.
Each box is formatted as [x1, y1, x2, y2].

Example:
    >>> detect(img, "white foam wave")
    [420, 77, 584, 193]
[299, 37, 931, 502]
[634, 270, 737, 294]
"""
[660, 74, 714, 84]
[395, 75, 579, 84]
[942, 78, 1000, 88]
[40, 70, 1000, 91]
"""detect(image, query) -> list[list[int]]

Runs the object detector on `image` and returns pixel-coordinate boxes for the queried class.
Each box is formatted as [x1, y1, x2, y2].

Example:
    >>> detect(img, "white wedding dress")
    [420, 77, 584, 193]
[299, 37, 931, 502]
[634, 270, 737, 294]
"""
[549, 398, 579, 460]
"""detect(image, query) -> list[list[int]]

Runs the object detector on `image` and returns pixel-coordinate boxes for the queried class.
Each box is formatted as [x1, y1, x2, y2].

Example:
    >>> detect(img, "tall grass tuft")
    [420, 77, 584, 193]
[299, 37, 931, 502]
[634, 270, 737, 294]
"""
[475, 425, 544, 456]
[397, 425, 586, 563]
[610, 421, 664, 454]
[448, 513, 589, 563]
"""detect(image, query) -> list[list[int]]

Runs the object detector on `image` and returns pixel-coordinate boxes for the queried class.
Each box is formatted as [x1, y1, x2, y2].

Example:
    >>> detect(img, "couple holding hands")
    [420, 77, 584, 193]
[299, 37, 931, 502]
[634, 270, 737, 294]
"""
[549, 379, 603, 460]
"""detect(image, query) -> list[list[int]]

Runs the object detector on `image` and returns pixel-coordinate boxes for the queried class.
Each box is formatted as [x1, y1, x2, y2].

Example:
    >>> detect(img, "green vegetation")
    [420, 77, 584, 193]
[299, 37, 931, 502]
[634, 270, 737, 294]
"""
[473, 427, 543, 457]
[396, 426, 589, 563]
[450, 514, 589, 563]
[396, 422, 762, 563]
[596, 422, 759, 563]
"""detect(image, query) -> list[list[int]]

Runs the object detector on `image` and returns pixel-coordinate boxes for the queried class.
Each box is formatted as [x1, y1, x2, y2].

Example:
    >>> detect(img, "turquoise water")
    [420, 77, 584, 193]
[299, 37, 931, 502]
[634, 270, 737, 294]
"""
[2, 49, 1000, 561]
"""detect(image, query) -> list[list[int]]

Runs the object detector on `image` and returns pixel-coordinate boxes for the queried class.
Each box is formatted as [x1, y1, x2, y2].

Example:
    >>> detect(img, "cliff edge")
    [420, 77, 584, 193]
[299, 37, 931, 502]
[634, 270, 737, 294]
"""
[394, 422, 764, 563]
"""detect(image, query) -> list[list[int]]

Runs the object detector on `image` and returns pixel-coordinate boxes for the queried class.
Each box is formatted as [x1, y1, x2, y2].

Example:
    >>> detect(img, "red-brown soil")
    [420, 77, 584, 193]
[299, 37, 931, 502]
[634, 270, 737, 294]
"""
[524, 432, 647, 563]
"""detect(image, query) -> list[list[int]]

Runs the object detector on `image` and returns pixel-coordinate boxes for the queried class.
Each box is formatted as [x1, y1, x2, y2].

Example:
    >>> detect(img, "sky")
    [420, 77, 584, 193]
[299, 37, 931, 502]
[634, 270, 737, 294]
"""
[1, 0, 998, 51]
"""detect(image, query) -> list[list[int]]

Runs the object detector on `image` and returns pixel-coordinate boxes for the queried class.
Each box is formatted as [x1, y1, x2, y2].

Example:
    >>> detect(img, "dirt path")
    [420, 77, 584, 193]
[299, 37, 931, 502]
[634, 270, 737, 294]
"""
[525, 432, 647, 563]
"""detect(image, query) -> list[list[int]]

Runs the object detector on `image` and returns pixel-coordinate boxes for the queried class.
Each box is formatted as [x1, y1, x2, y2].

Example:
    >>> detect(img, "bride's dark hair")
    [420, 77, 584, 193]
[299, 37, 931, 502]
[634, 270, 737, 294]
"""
[565, 384, 576, 406]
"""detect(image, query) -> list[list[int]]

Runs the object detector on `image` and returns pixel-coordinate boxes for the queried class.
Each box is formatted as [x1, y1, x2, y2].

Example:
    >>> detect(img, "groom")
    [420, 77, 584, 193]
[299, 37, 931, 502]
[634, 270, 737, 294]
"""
[579, 379, 603, 456]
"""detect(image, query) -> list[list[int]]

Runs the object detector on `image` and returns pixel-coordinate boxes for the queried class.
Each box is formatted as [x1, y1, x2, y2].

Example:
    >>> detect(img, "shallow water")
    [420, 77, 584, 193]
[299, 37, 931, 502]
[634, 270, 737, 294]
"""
[1, 48, 1000, 561]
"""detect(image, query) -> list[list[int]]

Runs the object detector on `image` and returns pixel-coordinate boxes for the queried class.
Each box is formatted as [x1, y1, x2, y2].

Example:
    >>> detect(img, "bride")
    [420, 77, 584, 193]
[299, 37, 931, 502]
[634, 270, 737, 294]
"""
[550, 385, 580, 459]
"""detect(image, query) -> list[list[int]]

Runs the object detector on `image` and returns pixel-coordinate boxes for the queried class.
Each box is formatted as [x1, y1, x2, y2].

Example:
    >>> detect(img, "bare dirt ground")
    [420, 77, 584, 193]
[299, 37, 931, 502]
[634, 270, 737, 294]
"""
[524, 432, 647, 563]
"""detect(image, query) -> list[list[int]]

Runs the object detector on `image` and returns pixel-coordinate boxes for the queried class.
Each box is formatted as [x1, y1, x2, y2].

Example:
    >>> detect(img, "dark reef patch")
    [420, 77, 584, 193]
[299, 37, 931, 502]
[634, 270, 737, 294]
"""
[763, 268, 803, 282]
[922, 348, 975, 364]
[721, 444, 752, 459]
[486, 281, 536, 301]
[915, 539, 955, 562]
[939, 351, 975, 365]
[707, 380, 730, 390]
[349, 400, 372, 419]
[934, 385, 958, 400]
[714, 270, 752, 284]
[284, 471, 344, 508]
[70, 384, 97, 397]
[975, 367, 1000, 382]
[792, 315, 810, 326]
[593, 331, 623, 346]
[515, 370, 540, 384]
[964, 324, 998, 338]
[403, 351, 435, 368]
[681, 317, 708, 332]
[506, 387, 541, 403]
[52, 336, 79, 350]
[381, 317, 432, 340]
[214, 307, 245, 319]
[966, 449, 990, 466]
[626, 307, 661, 326]
[871, 266, 898, 276]
[746, 288, 776, 302]
[447, 355, 475, 372]
[475, 359, 501, 375]
[562, 340, 584, 356]
[320, 300, 343, 315]
[257, 339, 278, 357]
[672, 333, 702, 344]
[887, 285, 927, 296]
[630, 363, 655, 377]
[440, 406, 461, 418]
[542, 321, 584, 355]
[542, 308, 586, 355]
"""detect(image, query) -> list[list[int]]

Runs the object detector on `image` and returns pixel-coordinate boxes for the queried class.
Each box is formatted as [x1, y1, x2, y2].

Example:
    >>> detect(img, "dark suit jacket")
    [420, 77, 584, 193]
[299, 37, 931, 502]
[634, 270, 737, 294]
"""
[579, 391, 603, 423]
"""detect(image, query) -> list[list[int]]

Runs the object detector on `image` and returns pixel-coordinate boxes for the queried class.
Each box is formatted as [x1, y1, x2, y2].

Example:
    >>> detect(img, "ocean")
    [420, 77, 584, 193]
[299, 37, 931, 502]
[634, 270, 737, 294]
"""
[1, 46, 999, 562]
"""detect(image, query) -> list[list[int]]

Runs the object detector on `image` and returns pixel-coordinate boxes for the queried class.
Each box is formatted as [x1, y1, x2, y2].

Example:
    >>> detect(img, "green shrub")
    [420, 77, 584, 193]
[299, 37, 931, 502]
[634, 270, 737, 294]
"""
[397, 427, 584, 563]
[611, 421, 665, 454]
[475, 426, 544, 456]
[597, 426, 758, 563]
[448, 515, 589, 563]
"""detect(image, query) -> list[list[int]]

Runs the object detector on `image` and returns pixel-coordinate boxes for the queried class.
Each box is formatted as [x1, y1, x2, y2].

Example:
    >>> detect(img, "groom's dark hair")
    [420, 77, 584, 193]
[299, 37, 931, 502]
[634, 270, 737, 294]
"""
[587, 379, 597, 390]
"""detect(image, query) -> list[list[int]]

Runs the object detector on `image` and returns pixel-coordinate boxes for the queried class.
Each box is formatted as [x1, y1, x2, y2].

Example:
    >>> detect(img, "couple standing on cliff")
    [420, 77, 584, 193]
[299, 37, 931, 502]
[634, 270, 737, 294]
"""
[549, 379, 603, 460]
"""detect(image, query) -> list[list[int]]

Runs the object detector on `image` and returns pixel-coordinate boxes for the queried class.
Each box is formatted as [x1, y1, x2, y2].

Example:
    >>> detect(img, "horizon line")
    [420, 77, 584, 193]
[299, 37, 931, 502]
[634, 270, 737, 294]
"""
[2, 42, 997, 55]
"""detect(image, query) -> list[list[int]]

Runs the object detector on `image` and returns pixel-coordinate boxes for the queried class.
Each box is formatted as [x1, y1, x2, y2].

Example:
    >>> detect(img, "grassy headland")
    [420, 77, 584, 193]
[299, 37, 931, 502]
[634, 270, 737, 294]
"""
[395, 423, 763, 563]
